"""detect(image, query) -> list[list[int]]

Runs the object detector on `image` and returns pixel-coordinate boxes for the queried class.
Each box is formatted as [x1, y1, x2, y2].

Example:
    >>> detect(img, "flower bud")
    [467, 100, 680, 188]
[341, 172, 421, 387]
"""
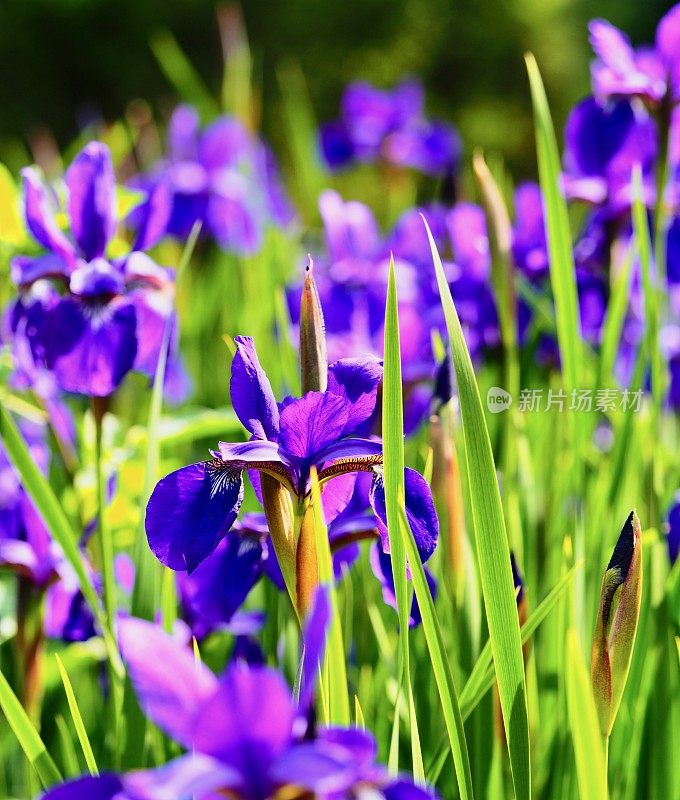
[590, 510, 643, 737]
[299, 255, 328, 394]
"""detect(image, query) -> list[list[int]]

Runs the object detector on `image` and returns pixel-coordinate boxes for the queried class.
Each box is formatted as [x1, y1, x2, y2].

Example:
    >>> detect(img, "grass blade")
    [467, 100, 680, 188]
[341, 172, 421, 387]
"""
[566, 628, 607, 800]
[425, 217, 531, 800]
[383, 256, 424, 780]
[0, 668, 62, 789]
[55, 655, 98, 776]
[0, 406, 122, 676]
[310, 466, 350, 726]
[384, 256, 473, 797]
[427, 562, 580, 783]
[525, 53, 582, 394]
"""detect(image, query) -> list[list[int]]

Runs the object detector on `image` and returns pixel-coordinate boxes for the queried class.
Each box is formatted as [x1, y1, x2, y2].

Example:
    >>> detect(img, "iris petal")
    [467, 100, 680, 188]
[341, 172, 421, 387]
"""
[145, 460, 244, 572]
[66, 142, 117, 261]
[230, 336, 280, 441]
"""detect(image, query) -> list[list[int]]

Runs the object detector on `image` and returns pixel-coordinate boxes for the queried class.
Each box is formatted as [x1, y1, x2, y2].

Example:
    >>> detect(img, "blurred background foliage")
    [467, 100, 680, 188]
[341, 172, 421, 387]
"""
[0, 0, 674, 179]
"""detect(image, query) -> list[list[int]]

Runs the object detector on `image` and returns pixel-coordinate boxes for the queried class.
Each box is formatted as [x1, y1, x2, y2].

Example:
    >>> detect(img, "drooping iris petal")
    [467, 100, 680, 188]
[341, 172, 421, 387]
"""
[271, 727, 379, 795]
[21, 168, 76, 266]
[178, 532, 267, 639]
[370, 543, 437, 627]
[230, 336, 280, 440]
[299, 585, 331, 711]
[39, 774, 125, 800]
[328, 356, 383, 434]
[316, 473, 354, 526]
[10, 253, 71, 287]
[145, 461, 244, 572]
[193, 664, 295, 798]
[66, 142, 117, 261]
[369, 468, 438, 562]
[124, 753, 241, 799]
[278, 391, 349, 460]
[44, 297, 138, 397]
[384, 779, 439, 799]
[118, 616, 218, 748]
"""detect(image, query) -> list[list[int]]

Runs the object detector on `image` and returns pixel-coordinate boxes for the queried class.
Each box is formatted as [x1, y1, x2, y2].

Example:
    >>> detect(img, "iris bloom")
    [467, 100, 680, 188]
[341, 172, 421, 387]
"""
[133, 104, 294, 255]
[320, 79, 461, 176]
[146, 334, 438, 613]
[561, 97, 657, 209]
[40, 599, 437, 800]
[10, 141, 181, 398]
[589, 6, 680, 104]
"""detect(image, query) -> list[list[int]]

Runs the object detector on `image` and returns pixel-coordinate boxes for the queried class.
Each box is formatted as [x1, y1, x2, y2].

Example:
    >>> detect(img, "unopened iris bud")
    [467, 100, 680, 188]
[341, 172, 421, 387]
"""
[299, 255, 328, 394]
[590, 510, 643, 737]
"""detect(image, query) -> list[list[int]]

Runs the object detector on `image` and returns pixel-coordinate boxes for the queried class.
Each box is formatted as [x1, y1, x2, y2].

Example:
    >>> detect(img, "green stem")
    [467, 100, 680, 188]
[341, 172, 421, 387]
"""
[91, 397, 122, 765]
[603, 735, 609, 800]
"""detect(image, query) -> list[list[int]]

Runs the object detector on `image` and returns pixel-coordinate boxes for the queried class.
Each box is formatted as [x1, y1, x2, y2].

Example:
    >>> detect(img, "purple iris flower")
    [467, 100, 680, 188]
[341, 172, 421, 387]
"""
[0, 420, 59, 587]
[10, 142, 182, 398]
[0, 419, 103, 642]
[511, 182, 549, 281]
[562, 96, 657, 210]
[133, 104, 294, 255]
[588, 6, 680, 104]
[665, 492, 680, 565]
[320, 79, 461, 176]
[40, 608, 437, 799]
[146, 334, 438, 575]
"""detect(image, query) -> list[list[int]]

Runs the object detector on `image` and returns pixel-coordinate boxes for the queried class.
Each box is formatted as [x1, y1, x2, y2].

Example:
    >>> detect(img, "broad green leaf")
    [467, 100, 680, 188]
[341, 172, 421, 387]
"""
[0, 405, 122, 676]
[55, 655, 98, 776]
[566, 628, 607, 800]
[0, 668, 62, 788]
[425, 218, 530, 800]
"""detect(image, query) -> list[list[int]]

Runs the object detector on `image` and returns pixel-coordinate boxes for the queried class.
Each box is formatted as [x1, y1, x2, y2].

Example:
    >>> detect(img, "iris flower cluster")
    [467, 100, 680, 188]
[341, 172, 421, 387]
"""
[145, 318, 439, 616]
[8, 142, 181, 399]
[42, 593, 437, 800]
[320, 79, 461, 176]
[133, 104, 295, 255]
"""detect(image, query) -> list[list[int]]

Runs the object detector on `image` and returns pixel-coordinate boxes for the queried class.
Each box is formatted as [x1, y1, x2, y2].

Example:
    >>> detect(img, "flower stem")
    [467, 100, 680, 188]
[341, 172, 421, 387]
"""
[91, 396, 122, 766]
[92, 398, 116, 625]
[16, 577, 44, 725]
[603, 734, 609, 800]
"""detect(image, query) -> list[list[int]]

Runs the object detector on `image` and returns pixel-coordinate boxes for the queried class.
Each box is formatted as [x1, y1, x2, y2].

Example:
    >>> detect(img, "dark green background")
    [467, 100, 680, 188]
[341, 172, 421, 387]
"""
[0, 0, 673, 178]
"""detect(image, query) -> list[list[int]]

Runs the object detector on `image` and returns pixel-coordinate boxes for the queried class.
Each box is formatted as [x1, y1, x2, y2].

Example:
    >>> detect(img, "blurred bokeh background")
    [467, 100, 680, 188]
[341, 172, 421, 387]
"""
[0, 0, 673, 180]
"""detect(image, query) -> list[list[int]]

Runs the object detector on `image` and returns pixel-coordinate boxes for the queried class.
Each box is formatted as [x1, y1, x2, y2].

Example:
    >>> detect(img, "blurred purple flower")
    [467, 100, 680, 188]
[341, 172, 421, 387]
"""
[133, 104, 294, 255]
[41, 611, 437, 799]
[320, 79, 461, 176]
[562, 96, 657, 210]
[665, 492, 680, 565]
[588, 6, 680, 104]
[11, 142, 182, 398]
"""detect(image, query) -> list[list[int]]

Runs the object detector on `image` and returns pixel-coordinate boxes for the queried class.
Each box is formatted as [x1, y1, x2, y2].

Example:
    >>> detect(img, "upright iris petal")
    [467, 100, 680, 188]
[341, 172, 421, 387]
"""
[66, 142, 117, 261]
[230, 335, 280, 441]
